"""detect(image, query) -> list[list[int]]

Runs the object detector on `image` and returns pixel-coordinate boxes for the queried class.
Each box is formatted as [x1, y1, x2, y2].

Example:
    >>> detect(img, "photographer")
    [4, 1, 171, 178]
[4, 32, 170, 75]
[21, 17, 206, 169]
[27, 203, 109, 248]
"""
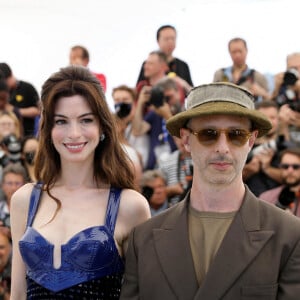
[0, 163, 27, 226]
[272, 52, 300, 145]
[0, 230, 11, 300]
[243, 101, 286, 196]
[159, 136, 193, 205]
[132, 77, 183, 170]
[112, 85, 143, 186]
[260, 147, 300, 217]
[0, 134, 22, 170]
[140, 169, 169, 217]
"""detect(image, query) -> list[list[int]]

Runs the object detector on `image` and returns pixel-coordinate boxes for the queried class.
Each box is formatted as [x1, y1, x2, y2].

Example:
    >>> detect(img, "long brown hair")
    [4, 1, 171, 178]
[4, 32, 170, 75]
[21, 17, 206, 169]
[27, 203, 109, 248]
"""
[35, 66, 136, 211]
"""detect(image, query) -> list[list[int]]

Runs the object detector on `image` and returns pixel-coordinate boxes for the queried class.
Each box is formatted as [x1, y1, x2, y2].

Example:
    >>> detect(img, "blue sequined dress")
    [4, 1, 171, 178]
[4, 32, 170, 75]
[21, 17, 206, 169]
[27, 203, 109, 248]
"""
[19, 184, 124, 299]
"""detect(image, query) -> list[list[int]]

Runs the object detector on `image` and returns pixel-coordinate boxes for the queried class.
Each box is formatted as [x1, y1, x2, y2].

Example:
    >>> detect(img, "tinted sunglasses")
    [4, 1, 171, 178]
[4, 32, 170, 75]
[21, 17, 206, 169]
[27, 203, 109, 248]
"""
[187, 128, 252, 147]
[279, 163, 300, 170]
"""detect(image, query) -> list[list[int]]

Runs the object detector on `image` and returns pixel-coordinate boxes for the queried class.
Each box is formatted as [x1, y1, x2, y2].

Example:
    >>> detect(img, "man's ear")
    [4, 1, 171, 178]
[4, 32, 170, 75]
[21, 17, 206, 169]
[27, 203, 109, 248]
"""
[249, 130, 259, 148]
[180, 128, 191, 153]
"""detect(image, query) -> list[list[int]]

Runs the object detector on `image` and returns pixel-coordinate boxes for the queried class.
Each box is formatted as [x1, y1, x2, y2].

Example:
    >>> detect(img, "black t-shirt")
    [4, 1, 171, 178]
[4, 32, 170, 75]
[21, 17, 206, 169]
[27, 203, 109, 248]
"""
[10, 80, 39, 136]
[136, 57, 194, 87]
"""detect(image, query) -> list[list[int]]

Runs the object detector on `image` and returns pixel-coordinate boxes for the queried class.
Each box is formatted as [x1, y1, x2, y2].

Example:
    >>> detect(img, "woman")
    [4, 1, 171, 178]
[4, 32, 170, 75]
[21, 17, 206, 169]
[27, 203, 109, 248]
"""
[0, 110, 22, 141]
[10, 66, 151, 299]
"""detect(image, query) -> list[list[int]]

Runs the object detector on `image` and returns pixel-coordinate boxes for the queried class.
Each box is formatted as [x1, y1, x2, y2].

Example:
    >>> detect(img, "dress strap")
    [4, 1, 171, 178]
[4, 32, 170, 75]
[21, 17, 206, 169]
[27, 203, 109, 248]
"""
[105, 187, 122, 233]
[27, 183, 43, 227]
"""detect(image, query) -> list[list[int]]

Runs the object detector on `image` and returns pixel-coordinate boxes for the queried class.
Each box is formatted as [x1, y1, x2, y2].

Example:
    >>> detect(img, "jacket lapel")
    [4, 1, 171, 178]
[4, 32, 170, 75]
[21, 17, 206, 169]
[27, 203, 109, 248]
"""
[153, 198, 199, 300]
[194, 187, 274, 299]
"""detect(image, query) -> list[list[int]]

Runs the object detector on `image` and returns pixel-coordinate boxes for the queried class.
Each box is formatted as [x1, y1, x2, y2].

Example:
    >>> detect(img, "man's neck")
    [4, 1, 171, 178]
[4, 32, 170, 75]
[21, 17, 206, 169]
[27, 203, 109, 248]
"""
[232, 64, 247, 72]
[149, 74, 165, 85]
[190, 180, 245, 212]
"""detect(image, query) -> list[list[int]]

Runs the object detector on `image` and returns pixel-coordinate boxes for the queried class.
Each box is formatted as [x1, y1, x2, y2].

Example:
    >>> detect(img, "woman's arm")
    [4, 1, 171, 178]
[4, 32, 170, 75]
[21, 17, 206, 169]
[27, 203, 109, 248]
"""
[117, 189, 151, 256]
[10, 183, 33, 300]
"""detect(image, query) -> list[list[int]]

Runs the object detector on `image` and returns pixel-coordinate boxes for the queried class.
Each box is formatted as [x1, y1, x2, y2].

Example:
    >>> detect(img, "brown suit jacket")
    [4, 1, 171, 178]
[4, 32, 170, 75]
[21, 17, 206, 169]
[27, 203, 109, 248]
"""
[120, 186, 300, 300]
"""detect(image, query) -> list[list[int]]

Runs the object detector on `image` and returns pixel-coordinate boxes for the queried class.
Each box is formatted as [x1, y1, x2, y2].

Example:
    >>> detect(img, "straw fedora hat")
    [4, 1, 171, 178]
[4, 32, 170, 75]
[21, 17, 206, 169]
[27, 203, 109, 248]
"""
[166, 82, 272, 138]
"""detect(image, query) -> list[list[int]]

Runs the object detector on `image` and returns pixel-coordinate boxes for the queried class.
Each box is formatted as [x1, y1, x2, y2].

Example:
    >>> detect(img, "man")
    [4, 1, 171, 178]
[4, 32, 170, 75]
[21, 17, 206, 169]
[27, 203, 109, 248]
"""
[0, 63, 40, 137]
[69, 45, 106, 92]
[260, 147, 300, 217]
[0, 162, 28, 226]
[273, 52, 300, 146]
[159, 136, 193, 205]
[132, 77, 182, 170]
[0, 230, 11, 300]
[140, 169, 169, 217]
[111, 85, 143, 186]
[243, 101, 285, 196]
[120, 82, 300, 299]
[112, 84, 149, 169]
[136, 25, 193, 90]
[213, 37, 269, 101]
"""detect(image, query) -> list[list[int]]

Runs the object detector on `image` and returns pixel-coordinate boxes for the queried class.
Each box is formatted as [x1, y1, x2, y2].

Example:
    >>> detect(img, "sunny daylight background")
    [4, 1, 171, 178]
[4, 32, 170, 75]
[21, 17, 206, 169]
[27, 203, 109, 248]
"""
[0, 0, 299, 107]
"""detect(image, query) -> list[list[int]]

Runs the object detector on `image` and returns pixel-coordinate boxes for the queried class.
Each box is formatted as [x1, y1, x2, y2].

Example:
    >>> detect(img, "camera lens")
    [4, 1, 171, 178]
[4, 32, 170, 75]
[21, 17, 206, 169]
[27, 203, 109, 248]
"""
[149, 86, 165, 108]
[283, 68, 299, 86]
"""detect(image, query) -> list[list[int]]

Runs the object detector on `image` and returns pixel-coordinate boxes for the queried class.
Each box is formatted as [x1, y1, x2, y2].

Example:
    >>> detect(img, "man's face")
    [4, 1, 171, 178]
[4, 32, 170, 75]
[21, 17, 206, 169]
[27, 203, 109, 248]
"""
[287, 55, 300, 74]
[144, 54, 167, 79]
[163, 88, 181, 114]
[69, 48, 88, 67]
[280, 153, 300, 187]
[147, 177, 168, 209]
[0, 233, 11, 273]
[2, 173, 25, 205]
[257, 106, 279, 137]
[112, 90, 134, 105]
[181, 114, 256, 187]
[229, 40, 247, 67]
[157, 28, 176, 57]
[112, 89, 135, 124]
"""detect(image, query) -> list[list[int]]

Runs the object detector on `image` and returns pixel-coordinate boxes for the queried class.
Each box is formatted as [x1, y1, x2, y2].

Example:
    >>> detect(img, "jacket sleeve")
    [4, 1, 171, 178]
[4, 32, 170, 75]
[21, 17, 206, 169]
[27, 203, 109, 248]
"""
[278, 238, 300, 299]
[120, 229, 140, 300]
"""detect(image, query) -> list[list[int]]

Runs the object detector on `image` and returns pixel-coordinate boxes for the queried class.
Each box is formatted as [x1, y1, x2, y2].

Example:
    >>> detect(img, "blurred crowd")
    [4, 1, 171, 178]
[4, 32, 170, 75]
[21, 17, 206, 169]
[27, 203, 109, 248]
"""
[1, 24, 300, 298]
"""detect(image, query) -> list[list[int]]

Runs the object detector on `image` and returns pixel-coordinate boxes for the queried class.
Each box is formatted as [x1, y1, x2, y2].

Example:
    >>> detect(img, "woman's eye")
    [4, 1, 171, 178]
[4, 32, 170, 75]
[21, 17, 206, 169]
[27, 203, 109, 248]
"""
[54, 119, 66, 125]
[81, 118, 93, 124]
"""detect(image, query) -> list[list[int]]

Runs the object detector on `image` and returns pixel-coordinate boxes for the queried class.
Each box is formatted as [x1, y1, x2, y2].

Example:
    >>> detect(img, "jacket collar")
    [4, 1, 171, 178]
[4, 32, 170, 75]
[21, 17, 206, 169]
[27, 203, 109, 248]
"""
[153, 186, 274, 300]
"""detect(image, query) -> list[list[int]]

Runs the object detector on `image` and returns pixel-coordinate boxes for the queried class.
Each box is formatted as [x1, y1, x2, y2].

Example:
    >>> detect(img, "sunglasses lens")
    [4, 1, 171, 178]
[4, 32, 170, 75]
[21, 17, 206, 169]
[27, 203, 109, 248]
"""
[280, 164, 300, 170]
[196, 129, 250, 146]
[227, 129, 250, 146]
[197, 129, 219, 145]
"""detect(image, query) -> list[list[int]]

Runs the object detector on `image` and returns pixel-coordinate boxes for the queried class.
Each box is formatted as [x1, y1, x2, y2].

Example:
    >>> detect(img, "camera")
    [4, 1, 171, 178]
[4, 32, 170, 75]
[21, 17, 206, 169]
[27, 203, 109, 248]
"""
[251, 140, 277, 156]
[0, 213, 10, 228]
[0, 134, 22, 167]
[114, 102, 132, 119]
[276, 186, 296, 210]
[246, 135, 287, 163]
[148, 86, 166, 108]
[275, 68, 300, 112]
[283, 68, 299, 86]
[141, 186, 154, 201]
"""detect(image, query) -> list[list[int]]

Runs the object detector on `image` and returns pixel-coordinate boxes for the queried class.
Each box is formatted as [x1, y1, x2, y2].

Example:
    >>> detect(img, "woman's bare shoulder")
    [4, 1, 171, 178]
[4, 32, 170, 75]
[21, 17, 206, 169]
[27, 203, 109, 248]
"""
[10, 182, 36, 212]
[119, 189, 151, 223]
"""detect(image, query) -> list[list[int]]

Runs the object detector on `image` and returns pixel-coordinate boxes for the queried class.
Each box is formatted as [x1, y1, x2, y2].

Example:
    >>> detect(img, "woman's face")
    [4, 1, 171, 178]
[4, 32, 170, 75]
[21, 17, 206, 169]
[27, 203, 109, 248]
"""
[51, 95, 101, 165]
[0, 114, 17, 138]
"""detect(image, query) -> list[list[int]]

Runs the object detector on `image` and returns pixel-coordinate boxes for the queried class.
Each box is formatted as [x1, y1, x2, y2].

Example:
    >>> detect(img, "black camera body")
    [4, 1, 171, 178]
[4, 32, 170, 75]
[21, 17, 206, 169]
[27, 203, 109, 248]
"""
[148, 86, 165, 108]
[246, 135, 287, 163]
[283, 68, 299, 86]
[0, 134, 22, 167]
[0, 213, 10, 228]
[276, 186, 296, 210]
[276, 68, 300, 112]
